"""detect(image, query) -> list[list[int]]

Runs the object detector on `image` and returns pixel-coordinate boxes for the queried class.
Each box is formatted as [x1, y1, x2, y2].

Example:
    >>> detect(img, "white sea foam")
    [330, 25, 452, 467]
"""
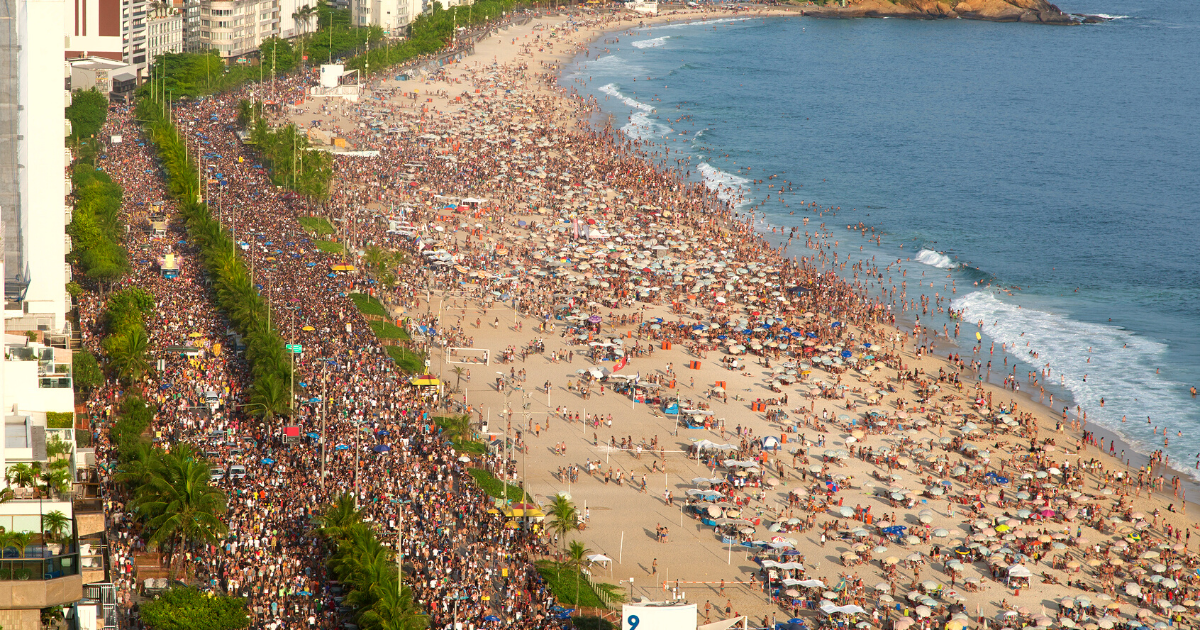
[698, 162, 751, 207]
[653, 17, 751, 30]
[915, 249, 956, 269]
[632, 36, 670, 49]
[621, 111, 673, 140]
[954, 291, 1198, 477]
[1092, 13, 1130, 19]
[599, 83, 654, 112]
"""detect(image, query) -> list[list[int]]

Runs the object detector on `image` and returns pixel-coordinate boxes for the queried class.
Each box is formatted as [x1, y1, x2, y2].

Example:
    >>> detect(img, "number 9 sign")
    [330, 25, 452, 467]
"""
[621, 603, 697, 629]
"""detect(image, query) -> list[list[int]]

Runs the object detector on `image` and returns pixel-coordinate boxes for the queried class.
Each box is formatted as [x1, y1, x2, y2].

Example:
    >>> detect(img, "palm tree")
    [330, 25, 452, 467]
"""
[318, 494, 362, 541]
[545, 494, 578, 555]
[5, 463, 38, 492]
[246, 373, 292, 424]
[8, 532, 34, 559]
[41, 511, 69, 544]
[451, 366, 465, 392]
[106, 327, 152, 383]
[115, 442, 159, 488]
[358, 582, 428, 630]
[565, 540, 592, 606]
[39, 467, 72, 500]
[132, 450, 228, 580]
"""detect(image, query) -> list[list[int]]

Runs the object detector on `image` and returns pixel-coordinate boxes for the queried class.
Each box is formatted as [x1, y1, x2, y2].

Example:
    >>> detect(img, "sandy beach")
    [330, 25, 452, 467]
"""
[264, 6, 1200, 628]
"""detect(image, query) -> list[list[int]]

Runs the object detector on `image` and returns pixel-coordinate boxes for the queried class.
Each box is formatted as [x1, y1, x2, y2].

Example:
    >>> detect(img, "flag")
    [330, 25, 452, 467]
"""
[614, 355, 628, 372]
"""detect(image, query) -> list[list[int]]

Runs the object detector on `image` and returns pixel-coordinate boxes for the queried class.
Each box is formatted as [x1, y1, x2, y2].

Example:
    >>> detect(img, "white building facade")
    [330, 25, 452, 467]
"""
[200, 0, 280, 59]
[352, 0, 423, 35]
[10, 0, 69, 335]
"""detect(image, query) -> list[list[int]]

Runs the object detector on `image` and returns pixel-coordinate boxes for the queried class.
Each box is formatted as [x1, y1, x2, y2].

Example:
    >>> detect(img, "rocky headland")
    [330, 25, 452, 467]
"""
[798, 0, 1097, 24]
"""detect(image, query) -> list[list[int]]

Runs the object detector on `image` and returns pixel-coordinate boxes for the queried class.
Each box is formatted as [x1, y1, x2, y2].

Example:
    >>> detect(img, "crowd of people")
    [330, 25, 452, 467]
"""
[70, 7, 1200, 630]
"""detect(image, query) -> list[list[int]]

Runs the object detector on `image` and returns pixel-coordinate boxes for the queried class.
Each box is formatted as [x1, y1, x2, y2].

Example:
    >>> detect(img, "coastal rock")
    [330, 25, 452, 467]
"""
[800, 0, 1076, 23]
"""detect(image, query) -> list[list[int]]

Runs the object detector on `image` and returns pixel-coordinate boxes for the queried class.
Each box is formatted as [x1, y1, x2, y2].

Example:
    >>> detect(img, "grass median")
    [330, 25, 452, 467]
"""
[467, 468, 527, 502]
[535, 560, 622, 609]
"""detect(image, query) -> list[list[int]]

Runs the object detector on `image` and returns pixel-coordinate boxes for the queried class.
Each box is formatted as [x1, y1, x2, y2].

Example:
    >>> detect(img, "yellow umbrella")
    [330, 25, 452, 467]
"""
[302, 326, 315, 331]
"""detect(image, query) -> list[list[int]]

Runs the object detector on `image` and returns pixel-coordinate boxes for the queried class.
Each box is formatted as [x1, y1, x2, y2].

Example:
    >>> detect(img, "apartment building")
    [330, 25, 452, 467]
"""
[3, 0, 70, 338]
[200, 0, 280, 59]
[64, 0, 183, 78]
[351, 0, 423, 35]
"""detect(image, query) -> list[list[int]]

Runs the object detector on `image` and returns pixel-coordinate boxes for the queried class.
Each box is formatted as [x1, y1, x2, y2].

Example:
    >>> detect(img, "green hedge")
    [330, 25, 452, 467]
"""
[467, 468, 526, 501]
[45, 412, 74, 429]
[140, 586, 249, 630]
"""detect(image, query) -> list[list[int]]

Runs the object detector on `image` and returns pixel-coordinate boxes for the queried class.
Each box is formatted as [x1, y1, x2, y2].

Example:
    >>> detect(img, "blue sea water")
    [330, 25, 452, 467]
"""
[563, 3, 1200, 475]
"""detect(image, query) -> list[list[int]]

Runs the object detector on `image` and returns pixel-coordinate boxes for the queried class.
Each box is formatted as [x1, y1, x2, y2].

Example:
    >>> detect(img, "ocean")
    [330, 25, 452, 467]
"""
[563, 2, 1200, 477]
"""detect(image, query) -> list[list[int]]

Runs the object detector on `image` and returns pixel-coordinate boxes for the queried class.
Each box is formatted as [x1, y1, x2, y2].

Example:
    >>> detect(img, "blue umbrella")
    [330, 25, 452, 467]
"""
[335, 444, 349, 451]
[483, 616, 501, 622]
[831, 321, 842, 328]
[841, 350, 852, 358]
[307, 432, 319, 439]
[882, 525, 907, 535]
[261, 458, 275, 465]
[298, 590, 312, 596]
[373, 444, 391, 453]
[806, 332, 818, 338]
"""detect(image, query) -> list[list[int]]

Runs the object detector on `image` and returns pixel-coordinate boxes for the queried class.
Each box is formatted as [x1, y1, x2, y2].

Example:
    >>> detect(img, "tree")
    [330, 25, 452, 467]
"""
[115, 441, 160, 489]
[73, 348, 104, 393]
[565, 539, 592, 606]
[5, 463, 38, 491]
[318, 494, 362, 541]
[133, 449, 228, 579]
[65, 89, 109, 140]
[106, 327, 152, 383]
[139, 586, 249, 630]
[236, 99, 254, 128]
[8, 532, 34, 559]
[357, 582, 428, 630]
[545, 494, 579, 554]
[42, 510, 70, 543]
[451, 366, 465, 392]
[246, 373, 292, 424]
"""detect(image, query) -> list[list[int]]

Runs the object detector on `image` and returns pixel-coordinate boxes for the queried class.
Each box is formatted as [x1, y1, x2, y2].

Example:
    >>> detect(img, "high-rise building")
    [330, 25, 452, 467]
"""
[351, 0, 423, 36]
[200, 0, 280, 60]
[3, 0, 69, 336]
[64, 0, 183, 78]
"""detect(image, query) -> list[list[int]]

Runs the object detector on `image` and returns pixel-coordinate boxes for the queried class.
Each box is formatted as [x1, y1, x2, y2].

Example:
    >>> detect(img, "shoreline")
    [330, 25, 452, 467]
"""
[270, 8, 1200, 624]
[556, 15, 1200, 516]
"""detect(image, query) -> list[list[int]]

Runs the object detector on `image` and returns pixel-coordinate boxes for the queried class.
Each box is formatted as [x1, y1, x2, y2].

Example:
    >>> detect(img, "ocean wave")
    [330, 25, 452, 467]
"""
[598, 83, 654, 112]
[654, 17, 751, 30]
[698, 162, 750, 207]
[1092, 13, 1130, 19]
[632, 35, 670, 49]
[953, 291, 1198, 478]
[620, 111, 673, 140]
[915, 249, 956, 269]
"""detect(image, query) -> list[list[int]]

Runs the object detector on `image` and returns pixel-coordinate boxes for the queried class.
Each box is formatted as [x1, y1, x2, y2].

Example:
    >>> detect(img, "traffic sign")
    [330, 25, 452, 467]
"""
[286, 344, 303, 353]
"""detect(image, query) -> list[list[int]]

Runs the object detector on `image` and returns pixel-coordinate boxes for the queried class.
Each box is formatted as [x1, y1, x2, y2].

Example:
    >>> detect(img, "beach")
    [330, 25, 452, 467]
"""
[77, 5, 1200, 630]
[257, 7, 1200, 627]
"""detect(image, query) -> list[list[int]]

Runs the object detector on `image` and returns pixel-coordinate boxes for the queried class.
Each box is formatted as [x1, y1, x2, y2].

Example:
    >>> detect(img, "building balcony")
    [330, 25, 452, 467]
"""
[0, 568, 83, 609]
